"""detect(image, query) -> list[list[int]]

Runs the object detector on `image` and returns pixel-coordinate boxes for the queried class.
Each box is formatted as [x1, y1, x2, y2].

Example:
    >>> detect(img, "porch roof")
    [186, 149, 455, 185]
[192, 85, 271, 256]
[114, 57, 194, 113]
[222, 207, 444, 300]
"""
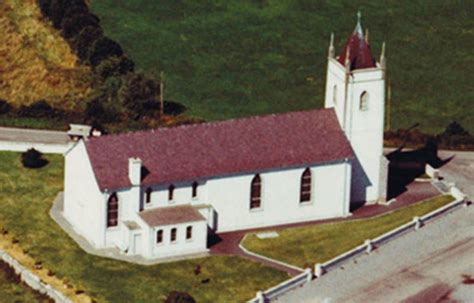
[139, 205, 206, 227]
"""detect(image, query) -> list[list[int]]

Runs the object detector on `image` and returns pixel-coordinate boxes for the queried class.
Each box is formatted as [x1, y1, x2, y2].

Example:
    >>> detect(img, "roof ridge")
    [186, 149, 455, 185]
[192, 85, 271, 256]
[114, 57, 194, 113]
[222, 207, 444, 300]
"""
[91, 108, 332, 141]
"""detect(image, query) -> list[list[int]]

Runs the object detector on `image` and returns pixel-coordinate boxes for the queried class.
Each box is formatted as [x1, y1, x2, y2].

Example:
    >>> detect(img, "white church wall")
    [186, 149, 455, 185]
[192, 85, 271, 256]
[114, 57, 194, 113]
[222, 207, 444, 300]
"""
[207, 161, 351, 233]
[64, 141, 106, 247]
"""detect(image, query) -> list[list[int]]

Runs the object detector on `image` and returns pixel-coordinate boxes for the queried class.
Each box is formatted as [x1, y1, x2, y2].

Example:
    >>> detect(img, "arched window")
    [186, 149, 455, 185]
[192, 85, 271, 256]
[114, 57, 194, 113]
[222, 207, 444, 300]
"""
[192, 182, 198, 198]
[170, 228, 177, 242]
[250, 174, 262, 209]
[168, 184, 175, 201]
[300, 168, 312, 203]
[107, 193, 118, 227]
[145, 187, 152, 204]
[360, 91, 369, 111]
[333, 85, 338, 105]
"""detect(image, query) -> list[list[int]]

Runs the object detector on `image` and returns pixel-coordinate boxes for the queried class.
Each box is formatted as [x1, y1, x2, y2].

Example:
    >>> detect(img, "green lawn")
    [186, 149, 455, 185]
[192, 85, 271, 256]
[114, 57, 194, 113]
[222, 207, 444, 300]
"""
[90, 0, 474, 134]
[0, 261, 51, 303]
[242, 195, 455, 268]
[0, 152, 288, 303]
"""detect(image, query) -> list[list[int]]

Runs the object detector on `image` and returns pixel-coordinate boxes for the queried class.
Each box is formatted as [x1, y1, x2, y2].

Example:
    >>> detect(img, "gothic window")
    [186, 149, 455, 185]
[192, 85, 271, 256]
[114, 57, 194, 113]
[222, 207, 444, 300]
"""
[250, 174, 262, 209]
[106, 193, 118, 227]
[145, 187, 152, 203]
[168, 184, 175, 201]
[156, 229, 163, 244]
[333, 85, 338, 105]
[360, 91, 369, 111]
[192, 182, 198, 198]
[300, 168, 312, 203]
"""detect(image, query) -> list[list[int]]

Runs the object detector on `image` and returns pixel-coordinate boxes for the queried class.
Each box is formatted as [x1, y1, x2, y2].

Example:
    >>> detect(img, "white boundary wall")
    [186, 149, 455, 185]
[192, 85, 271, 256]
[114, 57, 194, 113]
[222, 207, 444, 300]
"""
[0, 140, 70, 154]
[0, 249, 72, 303]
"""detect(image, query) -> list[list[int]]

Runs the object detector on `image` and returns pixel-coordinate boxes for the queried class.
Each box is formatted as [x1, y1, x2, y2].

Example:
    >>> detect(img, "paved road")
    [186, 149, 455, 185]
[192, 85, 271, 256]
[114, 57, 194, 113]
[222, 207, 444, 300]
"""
[438, 150, 474, 199]
[0, 126, 69, 144]
[277, 205, 474, 303]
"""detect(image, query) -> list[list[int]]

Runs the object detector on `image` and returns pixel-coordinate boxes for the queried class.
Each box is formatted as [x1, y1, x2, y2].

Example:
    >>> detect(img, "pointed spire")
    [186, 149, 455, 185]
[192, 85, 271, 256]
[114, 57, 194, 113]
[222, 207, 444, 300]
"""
[344, 45, 351, 71]
[328, 32, 335, 58]
[365, 28, 369, 44]
[354, 10, 363, 37]
[380, 41, 386, 69]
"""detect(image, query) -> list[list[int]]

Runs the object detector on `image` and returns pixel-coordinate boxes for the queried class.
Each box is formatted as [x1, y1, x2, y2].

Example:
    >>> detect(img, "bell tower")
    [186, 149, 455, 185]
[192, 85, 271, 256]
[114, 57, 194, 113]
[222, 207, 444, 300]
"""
[324, 12, 388, 204]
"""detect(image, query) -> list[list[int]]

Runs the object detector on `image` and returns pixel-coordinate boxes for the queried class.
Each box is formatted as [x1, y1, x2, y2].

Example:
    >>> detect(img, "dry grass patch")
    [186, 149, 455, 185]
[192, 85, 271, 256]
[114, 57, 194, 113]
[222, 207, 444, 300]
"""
[0, 0, 93, 110]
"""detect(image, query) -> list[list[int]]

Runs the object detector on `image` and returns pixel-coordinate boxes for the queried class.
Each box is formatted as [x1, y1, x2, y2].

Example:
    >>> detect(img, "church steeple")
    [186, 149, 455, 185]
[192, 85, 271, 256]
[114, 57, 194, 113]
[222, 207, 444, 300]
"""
[337, 12, 376, 70]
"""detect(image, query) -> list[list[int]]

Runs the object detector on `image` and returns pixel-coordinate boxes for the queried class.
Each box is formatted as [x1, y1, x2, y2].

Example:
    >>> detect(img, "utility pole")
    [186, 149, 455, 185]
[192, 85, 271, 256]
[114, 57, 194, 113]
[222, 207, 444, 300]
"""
[160, 71, 164, 117]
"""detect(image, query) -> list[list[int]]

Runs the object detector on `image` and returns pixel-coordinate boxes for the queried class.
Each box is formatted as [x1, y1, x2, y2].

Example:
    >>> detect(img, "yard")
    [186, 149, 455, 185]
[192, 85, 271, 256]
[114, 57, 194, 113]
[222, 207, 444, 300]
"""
[242, 195, 455, 268]
[0, 152, 288, 303]
[90, 0, 473, 134]
[0, 260, 51, 303]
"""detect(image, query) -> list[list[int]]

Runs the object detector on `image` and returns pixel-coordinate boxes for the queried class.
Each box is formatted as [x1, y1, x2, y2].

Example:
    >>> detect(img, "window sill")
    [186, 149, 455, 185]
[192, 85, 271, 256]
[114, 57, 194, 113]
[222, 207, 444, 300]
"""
[299, 201, 313, 207]
[249, 207, 263, 213]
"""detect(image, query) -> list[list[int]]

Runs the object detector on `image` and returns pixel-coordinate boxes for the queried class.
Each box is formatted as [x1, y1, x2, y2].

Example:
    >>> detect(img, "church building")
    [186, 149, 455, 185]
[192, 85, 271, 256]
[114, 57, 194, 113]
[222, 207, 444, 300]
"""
[62, 15, 388, 260]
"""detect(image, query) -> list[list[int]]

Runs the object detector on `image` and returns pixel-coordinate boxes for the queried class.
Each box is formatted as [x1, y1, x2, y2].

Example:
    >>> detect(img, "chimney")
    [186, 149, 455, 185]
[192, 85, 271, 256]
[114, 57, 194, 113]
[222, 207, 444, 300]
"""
[128, 157, 142, 186]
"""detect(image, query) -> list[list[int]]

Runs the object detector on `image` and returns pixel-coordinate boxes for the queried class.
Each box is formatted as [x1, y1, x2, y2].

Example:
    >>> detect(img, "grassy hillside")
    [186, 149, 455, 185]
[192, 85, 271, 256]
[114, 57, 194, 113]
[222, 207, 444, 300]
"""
[90, 0, 474, 134]
[0, 0, 93, 111]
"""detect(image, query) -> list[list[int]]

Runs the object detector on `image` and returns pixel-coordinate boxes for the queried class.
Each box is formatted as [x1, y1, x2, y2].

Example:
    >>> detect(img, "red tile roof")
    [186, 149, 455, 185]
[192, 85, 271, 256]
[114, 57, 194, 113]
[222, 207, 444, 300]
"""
[139, 205, 205, 227]
[337, 20, 376, 70]
[85, 108, 353, 191]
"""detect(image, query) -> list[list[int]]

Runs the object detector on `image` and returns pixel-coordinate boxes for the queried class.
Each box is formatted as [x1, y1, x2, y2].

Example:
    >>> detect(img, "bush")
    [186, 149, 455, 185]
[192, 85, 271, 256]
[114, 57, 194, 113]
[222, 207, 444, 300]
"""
[18, 100, 56, 118]
[94, 56, 135, 79]
[71, 26, 104, 62]
[21, 148, 48, 169]
[0, 99, 12, 115]
[61, 13, 100, 40]
[87, 37, 123, 67]
[164, 291, 196, 303]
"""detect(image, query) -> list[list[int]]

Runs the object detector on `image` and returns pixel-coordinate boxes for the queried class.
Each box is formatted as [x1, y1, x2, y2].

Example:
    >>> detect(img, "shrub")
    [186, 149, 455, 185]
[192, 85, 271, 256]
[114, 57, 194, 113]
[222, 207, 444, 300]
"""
[0, 99, 12, 114]
[119, 72, 160, 119]
[442, 121, 470, 137]
[87, 37, 124, 67]
[61, 13, 100, 40]
[71, 26, 104, 62]
[95, 56, 135, 79]
[21, 148, 48, 169]
[165, 291, 196, 303]
[18, 100, 56, 118]
[85, 98, 120, 124]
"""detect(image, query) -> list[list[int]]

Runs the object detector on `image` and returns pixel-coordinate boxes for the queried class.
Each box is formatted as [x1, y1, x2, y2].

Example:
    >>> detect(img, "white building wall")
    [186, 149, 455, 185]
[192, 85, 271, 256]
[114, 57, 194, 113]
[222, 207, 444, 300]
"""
[207, 161, 351, 233]
[144, 221, 208, 259]
[64, 141, 106, 247]
[325, 57, 386, 203]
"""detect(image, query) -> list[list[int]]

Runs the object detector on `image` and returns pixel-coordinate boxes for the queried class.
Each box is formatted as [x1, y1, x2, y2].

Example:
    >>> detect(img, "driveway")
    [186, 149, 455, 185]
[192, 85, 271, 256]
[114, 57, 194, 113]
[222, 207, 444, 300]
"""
[438, 150, 474, 199]
[276, 202, 474, 303]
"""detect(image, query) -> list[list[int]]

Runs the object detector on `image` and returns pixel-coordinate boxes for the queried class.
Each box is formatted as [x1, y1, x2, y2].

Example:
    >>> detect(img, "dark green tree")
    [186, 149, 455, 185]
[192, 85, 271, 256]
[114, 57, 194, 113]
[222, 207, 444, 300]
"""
[87, 37, 123, 66]
[94, 56, 135, 79]
[61, 13, 99, 40]
[119, 73, 160, 119]
[71, 26, 104, 62]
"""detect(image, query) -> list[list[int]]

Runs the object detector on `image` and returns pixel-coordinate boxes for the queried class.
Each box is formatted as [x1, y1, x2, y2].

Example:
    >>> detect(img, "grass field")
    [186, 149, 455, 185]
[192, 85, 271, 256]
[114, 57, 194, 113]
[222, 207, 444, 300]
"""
[242, 195, 455, 268]
[0, 152, 288, 302]
[90, 0, 474, 134]
[0, 261, 51, 303]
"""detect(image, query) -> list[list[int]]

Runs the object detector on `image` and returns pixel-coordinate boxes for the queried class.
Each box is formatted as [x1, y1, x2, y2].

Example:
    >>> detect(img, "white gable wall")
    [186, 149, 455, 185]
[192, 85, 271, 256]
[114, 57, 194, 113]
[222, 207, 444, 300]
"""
[64, 140, 105, 247]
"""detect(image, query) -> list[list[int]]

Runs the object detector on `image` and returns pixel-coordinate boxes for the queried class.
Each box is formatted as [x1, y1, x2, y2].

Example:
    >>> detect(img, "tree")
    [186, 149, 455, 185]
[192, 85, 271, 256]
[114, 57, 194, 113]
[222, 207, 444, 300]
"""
[18, 100, 56, 118]
[71, 26, 104, 62]
[21, 149, 48, 169]
[442, 121, 470, 137]
[165, 291, 196, 303]
[37, 0, 52, 17]
[119, 73, 160, 119]
[61, 13, 99, 40]
[87, 37, 123, 66]
[0, 99, 12, 115]
[94, 56, 135, 80]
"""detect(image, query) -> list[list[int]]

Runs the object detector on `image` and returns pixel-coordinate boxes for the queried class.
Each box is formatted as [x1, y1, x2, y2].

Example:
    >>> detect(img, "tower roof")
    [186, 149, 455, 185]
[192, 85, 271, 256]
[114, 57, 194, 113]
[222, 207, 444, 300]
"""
[337, 13, 376, 70]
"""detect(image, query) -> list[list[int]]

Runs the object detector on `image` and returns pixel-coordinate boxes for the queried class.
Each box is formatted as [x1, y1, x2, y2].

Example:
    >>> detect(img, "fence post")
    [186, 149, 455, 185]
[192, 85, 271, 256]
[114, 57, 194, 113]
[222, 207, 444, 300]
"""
[365, 239, 373, 253]
[256, 290, 264, 303]
[413, 216, 422, 230]
[305, 268, 312, 283]
[314, 263, 324, 278]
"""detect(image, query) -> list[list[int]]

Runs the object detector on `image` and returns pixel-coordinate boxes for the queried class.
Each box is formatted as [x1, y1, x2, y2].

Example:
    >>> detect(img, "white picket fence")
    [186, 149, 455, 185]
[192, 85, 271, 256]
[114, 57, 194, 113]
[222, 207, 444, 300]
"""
[0, 249, 72, 303]
[248, 185, 467, 302]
